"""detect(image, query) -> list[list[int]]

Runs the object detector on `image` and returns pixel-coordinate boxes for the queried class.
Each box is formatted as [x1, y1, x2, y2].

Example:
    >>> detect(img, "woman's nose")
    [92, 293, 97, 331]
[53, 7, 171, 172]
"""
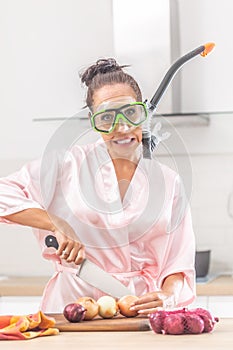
[114, 118, 131, 132]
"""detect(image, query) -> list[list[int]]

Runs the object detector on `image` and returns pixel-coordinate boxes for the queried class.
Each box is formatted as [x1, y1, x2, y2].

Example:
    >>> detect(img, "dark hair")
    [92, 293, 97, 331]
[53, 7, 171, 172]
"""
[80, 58, 142, 110]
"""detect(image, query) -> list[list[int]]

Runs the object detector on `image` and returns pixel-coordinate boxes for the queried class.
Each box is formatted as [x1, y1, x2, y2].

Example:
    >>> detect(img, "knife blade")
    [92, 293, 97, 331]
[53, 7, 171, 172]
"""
[45, 235, 132, 299]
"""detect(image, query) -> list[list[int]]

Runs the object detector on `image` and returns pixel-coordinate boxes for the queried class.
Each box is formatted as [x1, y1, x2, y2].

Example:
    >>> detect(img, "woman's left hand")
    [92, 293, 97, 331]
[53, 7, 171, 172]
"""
[129, 291, 176, 315]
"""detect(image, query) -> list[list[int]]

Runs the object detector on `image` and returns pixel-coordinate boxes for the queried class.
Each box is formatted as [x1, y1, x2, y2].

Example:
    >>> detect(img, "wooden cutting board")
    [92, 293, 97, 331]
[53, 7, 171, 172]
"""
[48, 313, 151, 331]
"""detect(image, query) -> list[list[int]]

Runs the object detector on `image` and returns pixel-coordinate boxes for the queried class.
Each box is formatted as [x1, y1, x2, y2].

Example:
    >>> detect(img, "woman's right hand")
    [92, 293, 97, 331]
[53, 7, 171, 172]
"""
[54, 228, 85, 265]
[50, 215, 85, 265]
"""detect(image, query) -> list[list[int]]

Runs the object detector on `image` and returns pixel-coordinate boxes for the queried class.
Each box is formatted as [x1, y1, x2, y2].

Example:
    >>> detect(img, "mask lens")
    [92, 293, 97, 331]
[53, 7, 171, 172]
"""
[121, 104, 147, 124]
[93, 110, 115, 132]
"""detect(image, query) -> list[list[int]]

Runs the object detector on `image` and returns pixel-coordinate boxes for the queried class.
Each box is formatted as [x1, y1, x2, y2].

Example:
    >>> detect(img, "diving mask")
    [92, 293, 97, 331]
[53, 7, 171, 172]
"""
[90, 102, 148, 134]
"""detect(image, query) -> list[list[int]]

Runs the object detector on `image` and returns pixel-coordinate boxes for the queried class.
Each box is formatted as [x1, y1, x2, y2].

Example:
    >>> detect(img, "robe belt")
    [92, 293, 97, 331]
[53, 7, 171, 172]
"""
[112, 266, 159, 291]
[55, 262, 158, 292]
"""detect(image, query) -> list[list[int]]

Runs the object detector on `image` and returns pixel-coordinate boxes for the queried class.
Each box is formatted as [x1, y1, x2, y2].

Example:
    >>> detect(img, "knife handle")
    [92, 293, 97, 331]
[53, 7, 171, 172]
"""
[45, 235, 59, 249]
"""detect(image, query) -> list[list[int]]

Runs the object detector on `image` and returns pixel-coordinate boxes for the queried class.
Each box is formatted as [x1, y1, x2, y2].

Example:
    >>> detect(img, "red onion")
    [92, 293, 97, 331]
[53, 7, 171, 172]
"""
[192, 308, 219, 333]
[150, 307, 219, 335]
[185, 314, 205, 334]
[149, 311, 167, 334]
[63, 303, 86, 323]
[163, 314, 185, 335]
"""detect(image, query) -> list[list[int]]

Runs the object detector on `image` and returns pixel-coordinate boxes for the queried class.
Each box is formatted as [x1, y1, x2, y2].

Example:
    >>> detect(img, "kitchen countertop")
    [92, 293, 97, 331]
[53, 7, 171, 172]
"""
[0, 275, 233, 297]
[0, 318, 232, 350]
[0, 276, 49, 296]
[197, 275, 233, 296]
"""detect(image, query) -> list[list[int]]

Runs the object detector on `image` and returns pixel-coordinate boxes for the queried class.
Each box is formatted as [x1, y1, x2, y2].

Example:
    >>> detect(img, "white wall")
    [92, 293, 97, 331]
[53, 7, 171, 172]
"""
[112, 0, 172, 113]
[177, 0, 233, 113]
[149, 116, 233, 276]
[0, 0, 114, 160]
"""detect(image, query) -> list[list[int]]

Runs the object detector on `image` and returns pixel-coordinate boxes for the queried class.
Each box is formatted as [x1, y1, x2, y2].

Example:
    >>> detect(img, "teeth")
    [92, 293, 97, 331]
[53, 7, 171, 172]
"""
[115, 139, 132, 144]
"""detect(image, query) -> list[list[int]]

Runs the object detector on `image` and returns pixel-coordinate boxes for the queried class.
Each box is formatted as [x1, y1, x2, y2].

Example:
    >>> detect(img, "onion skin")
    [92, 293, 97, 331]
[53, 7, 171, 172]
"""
[63, 303, 86, 323]
[149, 311, 167, 333]
[117, 295, 139, 317]
[191, 308, 219, 333]
[185, 314, 205, 334]
[76, 297, 99, 320]
[97, 296, 118, 319]
[163, 314, 185, 335]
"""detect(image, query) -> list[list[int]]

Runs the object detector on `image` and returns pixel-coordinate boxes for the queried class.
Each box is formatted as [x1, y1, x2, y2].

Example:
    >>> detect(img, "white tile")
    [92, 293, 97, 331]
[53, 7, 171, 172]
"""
[189, 296, 209, 310]
[208, 247, 233, 275]
[194, 226, 229, 247]
[208, 296, 233, 318]
[0, 296, 41, 315]
[0, 225, 53, 276]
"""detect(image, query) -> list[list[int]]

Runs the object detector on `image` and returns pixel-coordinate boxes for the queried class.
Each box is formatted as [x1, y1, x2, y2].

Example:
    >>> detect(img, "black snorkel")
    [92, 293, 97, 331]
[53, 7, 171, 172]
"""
[142, 42, 215, 159]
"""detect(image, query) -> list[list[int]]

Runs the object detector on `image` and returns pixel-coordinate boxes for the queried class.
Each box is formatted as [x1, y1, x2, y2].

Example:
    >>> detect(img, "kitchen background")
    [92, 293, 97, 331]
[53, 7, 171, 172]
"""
[0, 0, 233, 279]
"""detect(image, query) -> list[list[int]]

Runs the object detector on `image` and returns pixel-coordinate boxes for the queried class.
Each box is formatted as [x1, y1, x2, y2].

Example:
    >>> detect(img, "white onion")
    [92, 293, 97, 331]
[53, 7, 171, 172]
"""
[97, 296, 118, 319]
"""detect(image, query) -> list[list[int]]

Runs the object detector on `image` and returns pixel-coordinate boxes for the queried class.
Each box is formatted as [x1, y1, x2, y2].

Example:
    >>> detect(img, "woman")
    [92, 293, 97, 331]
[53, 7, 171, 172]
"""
[0, 59, 196, 314]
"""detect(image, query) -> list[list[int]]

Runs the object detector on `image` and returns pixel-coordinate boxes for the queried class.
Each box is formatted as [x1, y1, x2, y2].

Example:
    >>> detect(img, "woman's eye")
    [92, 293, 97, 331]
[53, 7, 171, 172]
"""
[101, 113, 113, 122]
[125, 107, 136, 117]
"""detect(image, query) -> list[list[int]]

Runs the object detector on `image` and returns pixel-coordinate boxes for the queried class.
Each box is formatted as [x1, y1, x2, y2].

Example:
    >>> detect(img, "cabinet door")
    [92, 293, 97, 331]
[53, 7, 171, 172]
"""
[0, 296, 41, 315]
[208, 296, 233, 318]
[189, 296, 209, 309]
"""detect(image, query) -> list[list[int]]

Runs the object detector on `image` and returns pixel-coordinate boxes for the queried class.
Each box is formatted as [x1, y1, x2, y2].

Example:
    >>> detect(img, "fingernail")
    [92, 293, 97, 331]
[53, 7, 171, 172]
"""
[137, 310, 145, 314]
[129, 306, 135, 310]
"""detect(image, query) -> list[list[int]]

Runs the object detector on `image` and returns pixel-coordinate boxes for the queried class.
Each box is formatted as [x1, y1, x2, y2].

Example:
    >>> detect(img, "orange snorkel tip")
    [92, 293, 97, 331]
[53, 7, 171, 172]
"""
[200, 42, 215, 57]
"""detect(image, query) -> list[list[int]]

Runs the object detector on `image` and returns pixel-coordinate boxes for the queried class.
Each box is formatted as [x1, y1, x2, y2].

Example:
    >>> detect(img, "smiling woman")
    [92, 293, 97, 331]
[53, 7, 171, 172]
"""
[0, 57, 196, 314]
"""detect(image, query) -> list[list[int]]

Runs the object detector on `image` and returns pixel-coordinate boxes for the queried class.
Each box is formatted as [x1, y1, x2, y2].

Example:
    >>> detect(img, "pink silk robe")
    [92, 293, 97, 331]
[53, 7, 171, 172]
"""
[0, 140, 196, 312]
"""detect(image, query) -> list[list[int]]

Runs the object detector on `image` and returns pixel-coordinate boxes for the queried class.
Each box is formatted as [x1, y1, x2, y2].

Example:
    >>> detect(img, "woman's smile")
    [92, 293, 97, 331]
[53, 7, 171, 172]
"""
[112, 137, 136, 145]
[113, 138, 134, 145]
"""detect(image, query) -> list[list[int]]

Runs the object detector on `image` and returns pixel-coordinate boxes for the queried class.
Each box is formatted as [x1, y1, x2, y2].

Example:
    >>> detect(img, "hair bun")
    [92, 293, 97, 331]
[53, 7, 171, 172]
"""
[80, 58, 128, 87]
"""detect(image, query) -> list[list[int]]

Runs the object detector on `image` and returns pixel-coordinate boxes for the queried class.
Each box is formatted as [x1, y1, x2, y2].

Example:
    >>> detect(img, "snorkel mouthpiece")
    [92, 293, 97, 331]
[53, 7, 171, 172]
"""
[142, 130, 152, 159]
[142, 41, 215, 159]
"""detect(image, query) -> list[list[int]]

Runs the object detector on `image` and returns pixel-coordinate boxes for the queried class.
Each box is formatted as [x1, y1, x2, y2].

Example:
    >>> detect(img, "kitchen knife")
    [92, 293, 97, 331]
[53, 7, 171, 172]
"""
[45, 235, 132, 299]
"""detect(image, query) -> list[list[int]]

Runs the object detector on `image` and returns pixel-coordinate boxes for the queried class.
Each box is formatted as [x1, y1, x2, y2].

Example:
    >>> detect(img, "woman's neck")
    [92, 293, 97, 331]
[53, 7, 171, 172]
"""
[111, 157, 139, 201]
[112, 158, 137, 179]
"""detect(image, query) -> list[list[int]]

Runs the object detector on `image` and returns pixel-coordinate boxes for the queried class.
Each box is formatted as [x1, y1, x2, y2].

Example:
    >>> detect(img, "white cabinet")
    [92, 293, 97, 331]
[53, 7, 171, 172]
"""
[189, 296, 209, 310]
[208, 296, 233, 318]
[189, 296, 233, 318]
[0, 296, 41, 315]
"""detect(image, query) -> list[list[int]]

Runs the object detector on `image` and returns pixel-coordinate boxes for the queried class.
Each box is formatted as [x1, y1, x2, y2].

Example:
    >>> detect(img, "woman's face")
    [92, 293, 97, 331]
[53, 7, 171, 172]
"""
[92, 84, 143, 159]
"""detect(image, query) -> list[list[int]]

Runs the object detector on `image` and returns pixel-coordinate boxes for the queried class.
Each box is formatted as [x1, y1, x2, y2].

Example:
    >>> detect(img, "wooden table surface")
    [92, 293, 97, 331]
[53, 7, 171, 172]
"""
[1, 275, 233, 296]
[0, 318, 232, 350]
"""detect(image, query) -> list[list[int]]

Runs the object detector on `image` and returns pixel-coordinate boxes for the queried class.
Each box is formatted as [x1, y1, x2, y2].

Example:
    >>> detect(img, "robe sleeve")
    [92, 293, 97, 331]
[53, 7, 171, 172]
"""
[0, 159, 45, 223]
[157, 175, 196, 307]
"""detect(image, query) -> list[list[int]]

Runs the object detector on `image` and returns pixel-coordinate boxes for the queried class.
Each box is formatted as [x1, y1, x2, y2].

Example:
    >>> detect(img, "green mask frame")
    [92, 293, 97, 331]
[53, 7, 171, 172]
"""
[90, 102, 148, 134]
